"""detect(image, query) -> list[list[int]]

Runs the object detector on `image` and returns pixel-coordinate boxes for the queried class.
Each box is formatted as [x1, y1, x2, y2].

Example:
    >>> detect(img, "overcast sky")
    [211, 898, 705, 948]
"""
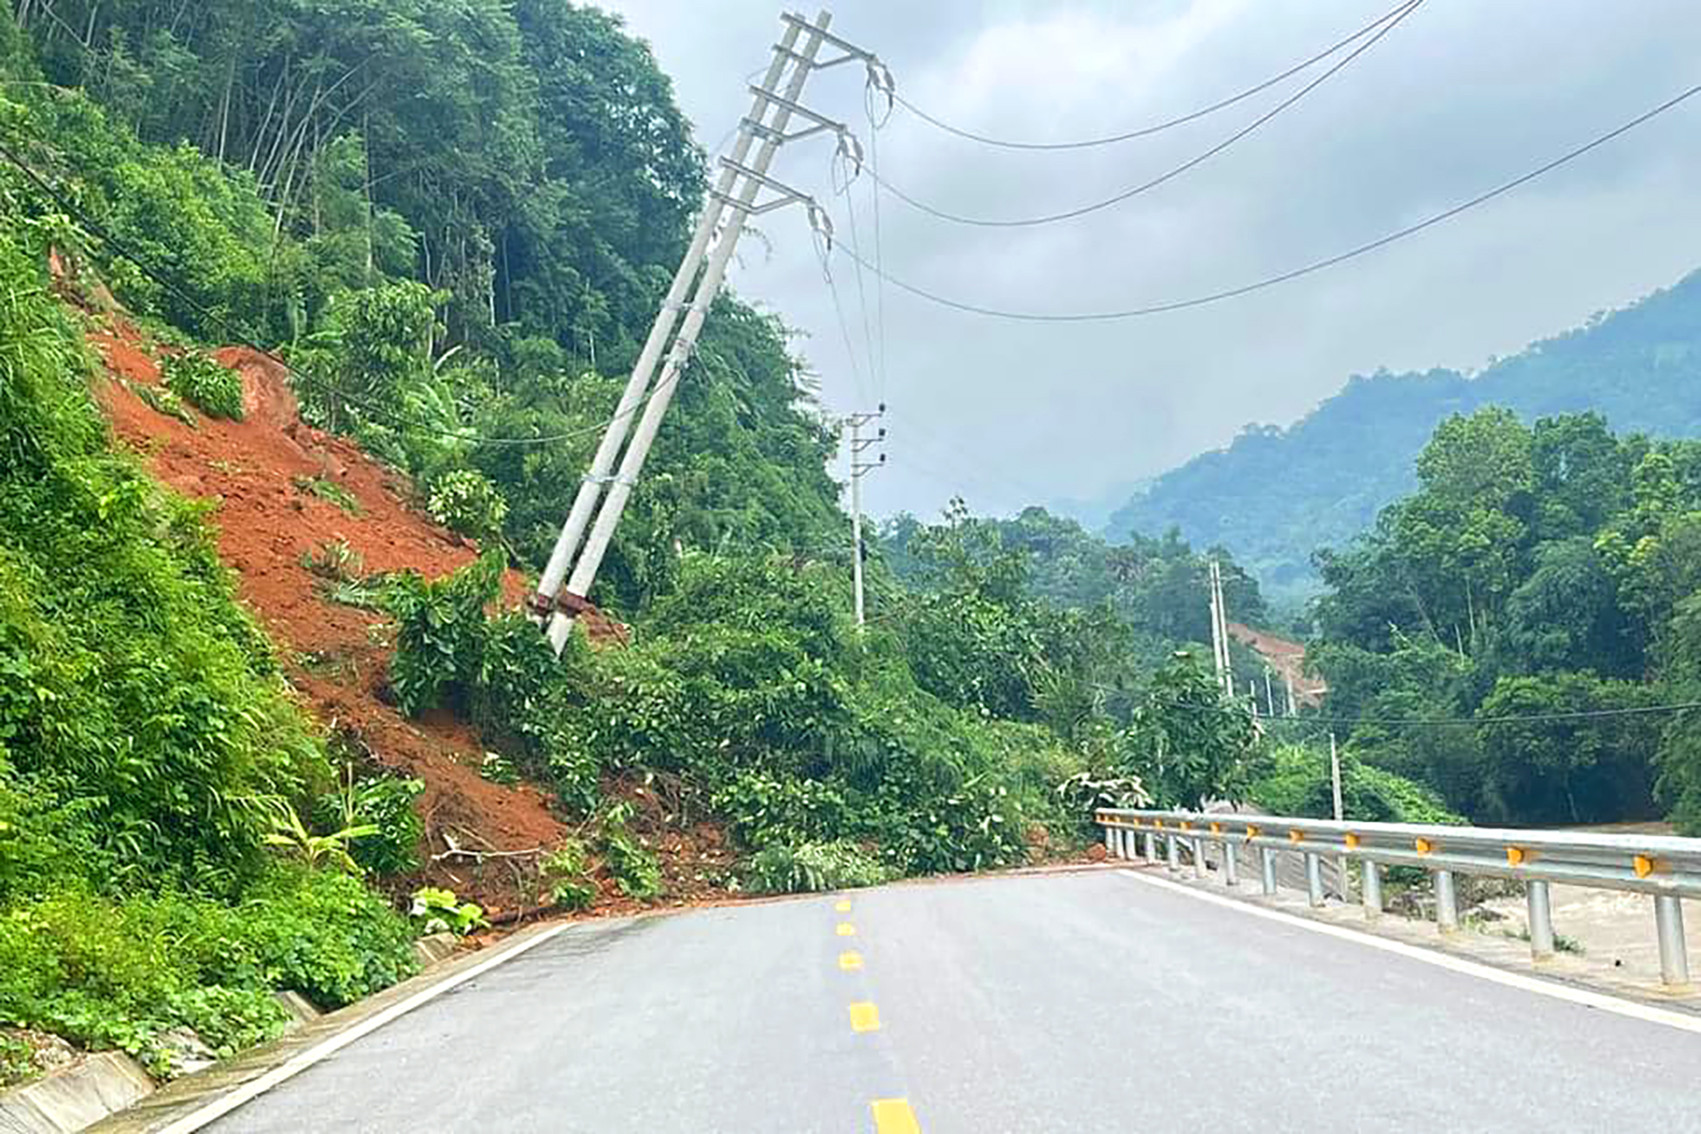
[600, 0, 1701, 525]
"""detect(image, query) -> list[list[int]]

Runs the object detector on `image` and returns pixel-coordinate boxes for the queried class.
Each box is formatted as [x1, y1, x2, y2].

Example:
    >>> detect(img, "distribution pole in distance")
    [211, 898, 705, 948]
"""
[846, 406, 886, 629]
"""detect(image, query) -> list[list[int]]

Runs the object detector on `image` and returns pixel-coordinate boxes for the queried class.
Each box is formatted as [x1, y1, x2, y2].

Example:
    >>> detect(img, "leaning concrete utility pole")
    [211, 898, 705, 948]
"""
[529, 10, 884, 653]
[845, 406, 886, 629]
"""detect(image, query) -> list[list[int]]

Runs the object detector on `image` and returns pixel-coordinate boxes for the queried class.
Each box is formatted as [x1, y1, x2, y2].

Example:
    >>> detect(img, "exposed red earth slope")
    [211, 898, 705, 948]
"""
[86, 316, 724, 916]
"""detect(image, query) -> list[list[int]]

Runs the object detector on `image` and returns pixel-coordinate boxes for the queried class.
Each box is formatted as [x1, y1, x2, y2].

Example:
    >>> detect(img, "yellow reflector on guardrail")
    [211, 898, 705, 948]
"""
[1507, 846, 1527, 866]
[1635, 855, 1657, 878]
[1415, 838, 1434, 854]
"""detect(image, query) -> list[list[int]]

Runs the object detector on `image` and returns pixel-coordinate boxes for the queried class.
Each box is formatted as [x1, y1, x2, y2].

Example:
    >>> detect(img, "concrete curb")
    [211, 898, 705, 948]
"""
[0, 1054, 154, 1134]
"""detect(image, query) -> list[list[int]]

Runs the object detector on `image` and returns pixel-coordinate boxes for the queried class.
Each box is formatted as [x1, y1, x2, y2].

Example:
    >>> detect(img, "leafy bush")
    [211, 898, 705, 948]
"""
[409, 887, 487, 937]
[162, 986, 291, 1059]
[162, 352, 244, 420]
[235, 870, 417, 1009]
[540, 840, 596, 911]
[428, 469, 508, 542]
[744, 841, 895, 894]
[314, 773, 424, 876]
[131, 380, 196, 427]
[598, 803, 662, 900]
[0, 1031, 33, 1089]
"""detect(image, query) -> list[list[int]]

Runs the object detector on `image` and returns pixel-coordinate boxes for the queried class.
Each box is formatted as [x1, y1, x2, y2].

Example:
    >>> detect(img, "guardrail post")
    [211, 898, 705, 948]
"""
[1143, 832, 1157, 862]
[1260, 848, 1277, 895]
[1655, 895, 1690, 987]
[1526, 880, 1554, 961]
[1166, 833, 1180, 872]
[1362, 860, 1382, 920]
[1193, 838, 1207, 879]
[1223, 842, 1238, 887]
[1117, 828, 1131, 860]
[1305, 853, 1325, 907]
[1103, 825, 1114, 855]
[1434, 869, 1459, 933]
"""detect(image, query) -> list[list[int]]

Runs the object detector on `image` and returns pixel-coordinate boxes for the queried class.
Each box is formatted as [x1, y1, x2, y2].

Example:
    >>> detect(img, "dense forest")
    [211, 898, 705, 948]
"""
[1307, 407, 1701, 834]
[1107, 270, 1701, 601]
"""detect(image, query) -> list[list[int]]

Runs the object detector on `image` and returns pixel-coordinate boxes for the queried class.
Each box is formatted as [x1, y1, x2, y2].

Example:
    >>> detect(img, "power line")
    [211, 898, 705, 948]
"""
[1099, 681, 1701, 728]
[872, 0, 1423, 229]
[835, 79, 1701, 322]
[890, 0, 1422, 152]
[0, 132, 695, 449]
[867, 91, 891, 403]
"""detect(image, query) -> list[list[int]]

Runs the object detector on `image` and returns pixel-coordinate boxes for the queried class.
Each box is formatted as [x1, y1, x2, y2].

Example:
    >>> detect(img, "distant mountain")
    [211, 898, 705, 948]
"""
[1046, 477, 1150, 532]
[1104, 269, 1701, 601]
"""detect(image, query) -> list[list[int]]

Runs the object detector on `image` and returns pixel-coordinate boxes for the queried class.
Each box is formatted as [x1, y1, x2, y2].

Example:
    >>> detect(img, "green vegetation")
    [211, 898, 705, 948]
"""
[1108, 271, 1701, 600]
[161, 352, 242, 421]
[0, 173, 415, 1072]
[1304, 407, 1701, 832]
[408, 888, 488, 938]
[292, 476, 361, 516]
[745, 842, 896, 895]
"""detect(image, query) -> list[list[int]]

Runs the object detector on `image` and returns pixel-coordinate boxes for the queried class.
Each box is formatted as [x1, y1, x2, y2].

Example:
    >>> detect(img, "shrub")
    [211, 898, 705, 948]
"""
[234, 870, 417, 1009]
[408, 887, 487, 937]
[162, 353, 244, 420]
[744, 841, 895, 895]
[313, 773, 424, 876]
[598, 803, 661, 900]
[540, 840, 596, 910]
[428, 469, 508, 542]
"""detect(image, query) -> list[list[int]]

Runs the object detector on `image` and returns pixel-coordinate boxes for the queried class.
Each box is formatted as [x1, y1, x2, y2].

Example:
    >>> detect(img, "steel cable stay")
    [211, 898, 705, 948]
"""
[890, 0, 1423, 152]
[825, 78, 1701, 323]
[869, 0, 1424, 230]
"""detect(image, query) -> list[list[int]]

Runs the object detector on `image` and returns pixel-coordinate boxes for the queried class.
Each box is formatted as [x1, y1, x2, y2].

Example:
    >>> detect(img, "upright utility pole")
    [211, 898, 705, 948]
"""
[1285, 667, 1298, 717]
[845, 406, 886, 628]
[1264, 668, 1275, 717]
[1208, 559, 1234, 696]
[527, 10, 879, 653]
[1329, 732, 1344, 822]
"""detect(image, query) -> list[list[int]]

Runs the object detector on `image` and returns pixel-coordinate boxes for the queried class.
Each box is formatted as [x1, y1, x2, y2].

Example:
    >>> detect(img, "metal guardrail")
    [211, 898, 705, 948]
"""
[1096, 807, 1701, 988]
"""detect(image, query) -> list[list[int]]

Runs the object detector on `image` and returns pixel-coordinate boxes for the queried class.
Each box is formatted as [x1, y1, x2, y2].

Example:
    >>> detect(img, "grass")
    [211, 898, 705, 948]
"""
[130, 380, 197, 428]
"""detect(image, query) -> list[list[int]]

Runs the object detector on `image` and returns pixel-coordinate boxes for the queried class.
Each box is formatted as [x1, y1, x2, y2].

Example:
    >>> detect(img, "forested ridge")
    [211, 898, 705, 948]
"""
[1108, 270, 1701, 600]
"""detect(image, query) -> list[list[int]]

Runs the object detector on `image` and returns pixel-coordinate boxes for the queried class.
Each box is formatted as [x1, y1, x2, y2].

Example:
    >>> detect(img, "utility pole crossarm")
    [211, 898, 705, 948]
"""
[530, 9, 877, 656]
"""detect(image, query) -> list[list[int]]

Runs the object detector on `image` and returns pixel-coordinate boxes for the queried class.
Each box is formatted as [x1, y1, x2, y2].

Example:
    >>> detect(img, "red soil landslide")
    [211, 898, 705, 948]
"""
[91, 321, 567, 912]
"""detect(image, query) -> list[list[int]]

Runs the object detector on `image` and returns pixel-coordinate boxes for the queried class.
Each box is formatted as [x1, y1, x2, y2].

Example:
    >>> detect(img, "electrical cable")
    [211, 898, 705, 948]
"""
[890, 0, 1421, 152]
[872, 0, 1422, 229]
[835, 78, 1701, 322]
[1092, 681, 1701, 727]
[0, 133, 701, 448]
[833, 151, 880, 405]
[866, 85, 891, 403]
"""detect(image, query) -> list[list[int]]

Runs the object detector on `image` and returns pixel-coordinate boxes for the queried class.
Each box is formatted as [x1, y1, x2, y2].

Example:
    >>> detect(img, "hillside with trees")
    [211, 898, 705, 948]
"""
[1306, 406, 1701, 834]
[1106, 270, 1701, 600]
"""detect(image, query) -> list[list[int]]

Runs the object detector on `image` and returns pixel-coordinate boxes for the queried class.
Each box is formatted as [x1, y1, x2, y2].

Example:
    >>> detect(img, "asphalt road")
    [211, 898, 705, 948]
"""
[212, 867, 1701, 1133]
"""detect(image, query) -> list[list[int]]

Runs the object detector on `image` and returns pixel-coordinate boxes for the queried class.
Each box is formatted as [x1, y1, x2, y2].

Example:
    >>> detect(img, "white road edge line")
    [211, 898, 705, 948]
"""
[1119, 868, 1701, 1036]
[157, 922, 574, 1133]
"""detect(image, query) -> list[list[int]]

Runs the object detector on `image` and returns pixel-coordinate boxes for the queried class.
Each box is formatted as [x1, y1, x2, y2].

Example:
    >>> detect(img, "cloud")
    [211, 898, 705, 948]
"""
[602, 0, 1701, 523]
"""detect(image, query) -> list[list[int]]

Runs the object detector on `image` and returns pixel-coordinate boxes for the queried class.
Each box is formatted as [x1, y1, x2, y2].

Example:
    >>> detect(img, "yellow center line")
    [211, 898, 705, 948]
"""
[871, 1098, 921, 1133]
[838, 951, 863, 971]
[835, 898, 852, 912]
[848, 1001, 881, 1032]
[836, 922, 856, 937]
